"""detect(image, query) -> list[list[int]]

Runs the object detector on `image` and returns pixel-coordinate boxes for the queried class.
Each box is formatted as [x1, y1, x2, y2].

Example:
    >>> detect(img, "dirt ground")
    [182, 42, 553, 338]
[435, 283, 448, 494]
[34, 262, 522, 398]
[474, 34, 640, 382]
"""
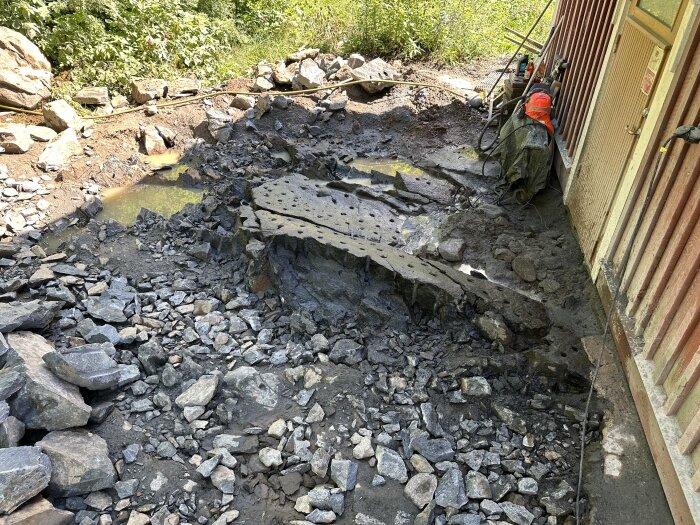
[0, 59, 673, 525]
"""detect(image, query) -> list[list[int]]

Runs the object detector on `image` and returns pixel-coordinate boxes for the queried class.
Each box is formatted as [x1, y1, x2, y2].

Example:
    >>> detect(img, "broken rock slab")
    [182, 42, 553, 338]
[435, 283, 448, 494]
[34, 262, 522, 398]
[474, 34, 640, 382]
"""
[0, 301, 61, 333]
[42, 343, 125, 390]
[296, 58, 325, 89]
[0, 125, 33, 154]
[0, 27, 52, 110]
[131, 79, 167, 104]
[37, 430, 117, 497]
[350, 58, 400, 93]
[42, 100, 83, 132]
[0, 447, 52, 514]
[175, 374, 219, 408]
[36, 129, 81, 172]
[74, 87, 109, 106]
[394, 171, 455, 205]
[0, 496, 74, 524]
[223, 366, 279, 409]
[5, 332, 91, 430]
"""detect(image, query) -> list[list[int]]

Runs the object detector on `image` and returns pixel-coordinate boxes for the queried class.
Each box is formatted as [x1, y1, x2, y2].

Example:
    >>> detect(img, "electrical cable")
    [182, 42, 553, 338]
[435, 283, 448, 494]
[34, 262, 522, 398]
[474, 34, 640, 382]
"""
[0, 79, 470, 120]
[574, 133, 678, 524]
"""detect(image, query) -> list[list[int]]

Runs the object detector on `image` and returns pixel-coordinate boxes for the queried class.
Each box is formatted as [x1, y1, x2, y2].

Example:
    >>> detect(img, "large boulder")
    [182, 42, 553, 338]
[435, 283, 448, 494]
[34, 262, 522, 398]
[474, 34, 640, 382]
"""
[5, 332, 91, 430]
[349, 58, 401, 93]
[0, 446, 52, 514]
[0, 27, 52, 110]
[37, 430, 117, 496]
[0, 301, 61, 333]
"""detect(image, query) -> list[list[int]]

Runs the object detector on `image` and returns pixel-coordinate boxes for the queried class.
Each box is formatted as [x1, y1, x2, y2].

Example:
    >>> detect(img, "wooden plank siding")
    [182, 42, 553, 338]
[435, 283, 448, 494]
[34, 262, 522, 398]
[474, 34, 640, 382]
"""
[544, 0, 616, 153]
[602, 8, 700, 494]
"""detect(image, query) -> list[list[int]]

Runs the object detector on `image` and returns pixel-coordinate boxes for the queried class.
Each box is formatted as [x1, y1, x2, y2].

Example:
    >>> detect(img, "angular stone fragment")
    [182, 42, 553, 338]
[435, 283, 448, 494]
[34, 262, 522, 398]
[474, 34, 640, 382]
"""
[0, 447, 52, 514]
[410, 435, 454, 463]
[85, 295, 127, 323]
[6, 332, 91, 430]
[375, 446, 407, 483]
[286, 48, 319, 63]
[210, 465, 235, 493]
[37, 129, 81, 172]
[435, 468, 468, 510]
[464, 470, 491, 499]
[0, 301, 61, 332]
[42, 343, 124, 390]
[141, 125, 167, 155]
[131, 79, 167, 104]
[168, 78, 200, 97]
[175, 374, 218, 408]
[329, 339, 364, 365]
[394, 172, 454, 204]
[74, 87, 110, 106]
[223, 366, 279, 409]
[0, 496, 74, 524]
[330, 459, 358, 491]
[460, 376, 491, 397]
[0, 125, 33, 154]
[404, 473, 437, 509]
[42, 100, 83, 132]
[296, 59, 325, 89]
[37, 430, 117, 496]
[27, 125, 57, 142]
[206, 109, 233, 142]
[500, 502, 534, 525]
[349, 58, 400, 93]
[0, 27, 52, 110]
[212, 434, 259, 454]
[0, 368, 25, 400]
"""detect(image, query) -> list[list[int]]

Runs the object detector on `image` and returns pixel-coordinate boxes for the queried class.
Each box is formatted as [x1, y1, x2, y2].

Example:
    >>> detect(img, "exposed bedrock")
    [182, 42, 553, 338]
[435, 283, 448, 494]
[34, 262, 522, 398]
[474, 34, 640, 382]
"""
[237, 173, 549, 341]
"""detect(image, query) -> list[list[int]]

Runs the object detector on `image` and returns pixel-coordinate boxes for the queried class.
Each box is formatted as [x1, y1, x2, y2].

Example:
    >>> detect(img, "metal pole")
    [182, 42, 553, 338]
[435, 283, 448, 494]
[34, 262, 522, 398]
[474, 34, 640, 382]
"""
[484, 0, 556, 101]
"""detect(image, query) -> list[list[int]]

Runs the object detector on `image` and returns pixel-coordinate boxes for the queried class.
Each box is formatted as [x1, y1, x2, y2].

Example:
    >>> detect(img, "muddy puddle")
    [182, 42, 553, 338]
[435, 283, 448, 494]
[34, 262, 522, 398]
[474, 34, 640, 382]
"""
[97, 179, 203, 225]
[349, 157, 428, 178]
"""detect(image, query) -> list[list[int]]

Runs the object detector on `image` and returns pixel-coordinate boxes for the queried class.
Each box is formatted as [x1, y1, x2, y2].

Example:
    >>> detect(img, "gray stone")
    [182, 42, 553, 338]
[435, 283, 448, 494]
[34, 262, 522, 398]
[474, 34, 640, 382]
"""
[131, 79, 167, 104]
[42, 343, 124, 390]
[212, 434, 259, 454]
[74, 87, 109, 106]
[0, 124, 33, 154]
[206, 109, 233, 142]
[79, 196, 103, 218]
[492, 403, 527, 435]
[175, 374, 218, 408]
[115, 478, 139, 499]
[296, 59, 325, 89]
[438, 238, 466, 262]
[306, 509, 335, 524]
[330, 459, 358, 491]
[141, 125, 166, 155]
[329, 339, 364, 365]
[349, 58, 400, 93]
[500, 502, 534, 525]
[137, 339, 167, 375]
[0, 367, 25, 400]
[0, 301, 61, 332]
[414, 501, 436, 525]
[375, 446, 407, 483]
[0, 27, 52, 110]
[210, 465, 235, 493]
[38, 430, 116, 496]
[231, 95, 256, 110]
[42, 100, 83, 132]
[464, 470, 491, 499]
[311, 447, 331, 478]
[286, 48, 319, 63]
[6, 332, 91, 430]
[223, 366, 279, 409]
[410, 435, 454, 463]
[517, 477, 538, 495]
[85, 296, 127, 323]
[459, 376, 491, 397]
[347, 54, 365, 69]
[168, 78, 200, 97]
[354, 513, 385, 525]
[476, 312, 512, 345]
[512, 255, 537, 283]
[0, 496, 73, 524]
[0, 446, 52, 513]
[27, 125, 57, 142]
[258, 447, 283, 468]
[404, 473, 437, 509]
[480, 499, 502, 517]
[446, 514, 481, 525]
[434, 468, 467, 509]
[308, 486, 344, 515]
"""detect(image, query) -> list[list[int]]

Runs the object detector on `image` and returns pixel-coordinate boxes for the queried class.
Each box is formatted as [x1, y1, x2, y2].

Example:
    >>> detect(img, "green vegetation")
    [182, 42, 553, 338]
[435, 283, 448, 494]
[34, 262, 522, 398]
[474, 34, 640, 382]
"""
[1, 0, 551, 93]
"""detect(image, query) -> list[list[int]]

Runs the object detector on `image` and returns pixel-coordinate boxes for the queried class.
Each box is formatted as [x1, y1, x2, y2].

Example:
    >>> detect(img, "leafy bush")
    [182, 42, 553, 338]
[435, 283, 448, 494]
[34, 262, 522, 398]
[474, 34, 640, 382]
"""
[0, 0, 552, 94]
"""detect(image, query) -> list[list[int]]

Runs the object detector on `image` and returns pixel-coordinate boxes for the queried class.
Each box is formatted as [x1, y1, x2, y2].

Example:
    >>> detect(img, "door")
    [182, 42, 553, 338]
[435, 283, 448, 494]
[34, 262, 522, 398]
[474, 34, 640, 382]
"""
[566, 0, 686, 266]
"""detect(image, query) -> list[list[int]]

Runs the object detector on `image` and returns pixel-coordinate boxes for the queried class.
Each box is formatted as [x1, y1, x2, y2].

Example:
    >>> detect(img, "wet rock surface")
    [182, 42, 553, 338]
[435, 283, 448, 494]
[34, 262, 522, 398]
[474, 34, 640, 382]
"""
[0, 54, 602, 525]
